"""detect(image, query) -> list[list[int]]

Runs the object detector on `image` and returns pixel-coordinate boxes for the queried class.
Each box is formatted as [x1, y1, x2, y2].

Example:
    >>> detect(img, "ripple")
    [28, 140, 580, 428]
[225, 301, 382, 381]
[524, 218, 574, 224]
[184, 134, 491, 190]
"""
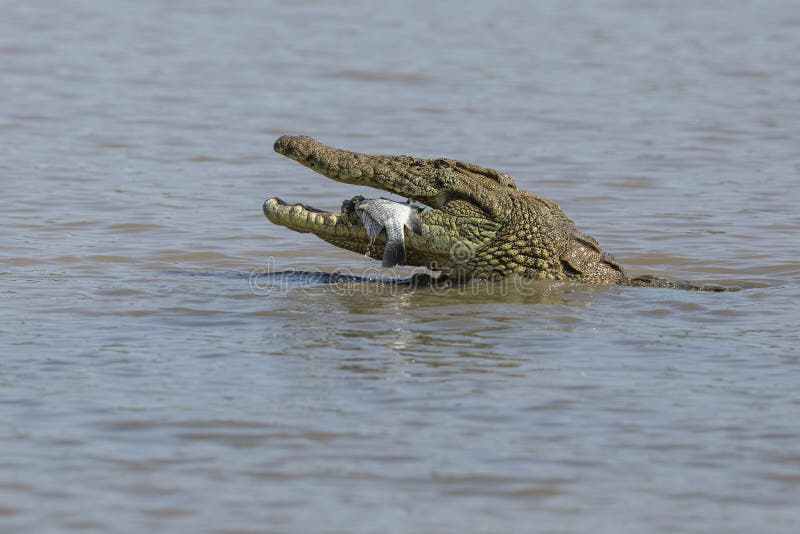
[87, 255, 136, 263]
[0, 506, 18, 517]
[1, 257, 43, 266]
[326, 69, 431, 85]
[108, 223, 165, 233]
[157, 252, 236, 262]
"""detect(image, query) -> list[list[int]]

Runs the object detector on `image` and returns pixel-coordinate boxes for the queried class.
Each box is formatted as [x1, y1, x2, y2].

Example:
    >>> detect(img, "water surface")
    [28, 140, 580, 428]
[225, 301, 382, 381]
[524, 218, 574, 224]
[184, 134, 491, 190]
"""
[2, 1, 799, 532]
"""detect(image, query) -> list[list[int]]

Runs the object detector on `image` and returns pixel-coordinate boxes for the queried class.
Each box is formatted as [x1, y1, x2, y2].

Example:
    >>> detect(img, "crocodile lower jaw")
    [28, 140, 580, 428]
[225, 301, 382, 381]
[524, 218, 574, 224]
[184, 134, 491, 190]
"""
[263, 197, 346, 234]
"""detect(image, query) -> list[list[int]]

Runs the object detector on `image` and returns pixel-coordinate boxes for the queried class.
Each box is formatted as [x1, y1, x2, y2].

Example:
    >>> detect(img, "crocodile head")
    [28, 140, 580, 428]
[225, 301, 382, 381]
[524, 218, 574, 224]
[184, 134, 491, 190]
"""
[264, 135, 627, 283]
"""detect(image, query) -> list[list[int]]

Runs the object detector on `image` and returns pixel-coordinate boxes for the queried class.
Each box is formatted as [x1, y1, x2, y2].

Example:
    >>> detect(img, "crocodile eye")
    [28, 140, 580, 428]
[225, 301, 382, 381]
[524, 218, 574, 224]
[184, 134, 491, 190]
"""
[433, 158, 452, 169]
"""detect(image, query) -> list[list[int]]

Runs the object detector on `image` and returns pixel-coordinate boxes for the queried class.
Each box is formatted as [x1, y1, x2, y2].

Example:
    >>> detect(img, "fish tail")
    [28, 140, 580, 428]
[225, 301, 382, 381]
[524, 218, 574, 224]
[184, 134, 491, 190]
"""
[407, 211, 423, 235]
[382, 241, 406, 267]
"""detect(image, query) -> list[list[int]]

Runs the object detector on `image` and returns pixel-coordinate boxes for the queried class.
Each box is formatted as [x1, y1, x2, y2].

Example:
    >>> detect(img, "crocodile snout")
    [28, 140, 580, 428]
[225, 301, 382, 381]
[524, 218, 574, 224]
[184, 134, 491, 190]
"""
[273, 134, 309, 156]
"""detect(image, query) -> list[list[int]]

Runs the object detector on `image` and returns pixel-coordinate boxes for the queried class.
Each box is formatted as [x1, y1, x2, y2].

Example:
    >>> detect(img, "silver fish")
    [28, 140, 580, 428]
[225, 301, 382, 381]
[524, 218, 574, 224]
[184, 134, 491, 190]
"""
[355, 199, 423, 268]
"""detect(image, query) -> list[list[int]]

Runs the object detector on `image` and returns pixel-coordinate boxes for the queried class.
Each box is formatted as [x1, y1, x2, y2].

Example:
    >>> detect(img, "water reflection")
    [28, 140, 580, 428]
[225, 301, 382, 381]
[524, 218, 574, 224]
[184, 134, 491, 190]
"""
[250, 269, 599, 306]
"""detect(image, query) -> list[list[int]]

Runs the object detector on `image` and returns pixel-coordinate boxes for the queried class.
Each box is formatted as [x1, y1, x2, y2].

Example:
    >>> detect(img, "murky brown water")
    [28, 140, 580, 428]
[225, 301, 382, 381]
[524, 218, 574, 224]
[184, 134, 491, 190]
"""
[2, 1, 800, 532]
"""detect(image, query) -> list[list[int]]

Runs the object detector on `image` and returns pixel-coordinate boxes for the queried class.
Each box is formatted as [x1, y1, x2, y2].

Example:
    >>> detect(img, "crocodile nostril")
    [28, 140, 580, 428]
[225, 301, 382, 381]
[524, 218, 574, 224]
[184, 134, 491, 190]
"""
[273, 134, 315, 155]
[273, 135, 292, 153]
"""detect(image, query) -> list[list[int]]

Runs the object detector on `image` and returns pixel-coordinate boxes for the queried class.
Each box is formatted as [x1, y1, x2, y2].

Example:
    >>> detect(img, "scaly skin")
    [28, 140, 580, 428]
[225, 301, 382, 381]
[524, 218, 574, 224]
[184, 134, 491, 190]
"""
[264, 135, 731, 290]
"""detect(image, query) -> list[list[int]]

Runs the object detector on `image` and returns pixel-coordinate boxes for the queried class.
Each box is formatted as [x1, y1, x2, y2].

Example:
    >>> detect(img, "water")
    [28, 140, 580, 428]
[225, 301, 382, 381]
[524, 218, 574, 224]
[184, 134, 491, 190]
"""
[2, 0, 799, 532]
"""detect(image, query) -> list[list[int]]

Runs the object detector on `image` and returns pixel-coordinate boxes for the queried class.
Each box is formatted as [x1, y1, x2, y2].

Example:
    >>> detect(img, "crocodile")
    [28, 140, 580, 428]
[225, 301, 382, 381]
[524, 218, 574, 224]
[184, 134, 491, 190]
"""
[264, 135, 732, 291]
